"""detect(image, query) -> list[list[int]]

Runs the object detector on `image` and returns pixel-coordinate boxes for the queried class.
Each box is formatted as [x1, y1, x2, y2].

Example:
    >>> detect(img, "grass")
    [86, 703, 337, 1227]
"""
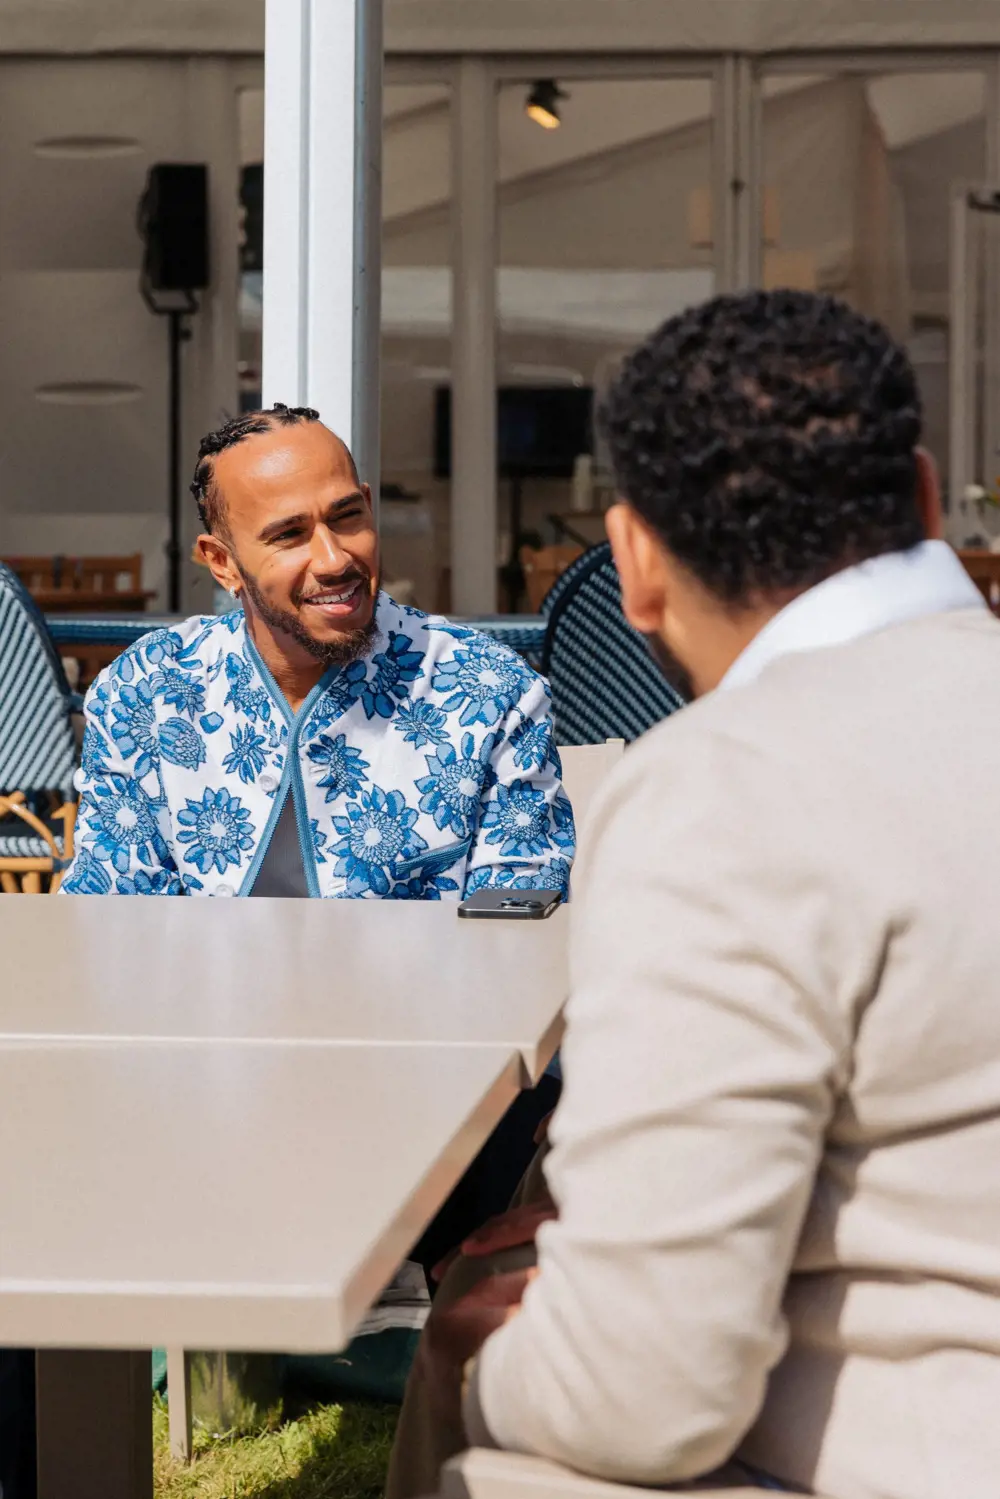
[153, 1393, 398, 1499]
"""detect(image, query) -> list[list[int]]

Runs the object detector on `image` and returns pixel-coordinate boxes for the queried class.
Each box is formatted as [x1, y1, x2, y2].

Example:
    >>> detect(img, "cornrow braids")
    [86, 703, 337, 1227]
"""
[191, 403, 322, 535]
[599, 290, 925, 605]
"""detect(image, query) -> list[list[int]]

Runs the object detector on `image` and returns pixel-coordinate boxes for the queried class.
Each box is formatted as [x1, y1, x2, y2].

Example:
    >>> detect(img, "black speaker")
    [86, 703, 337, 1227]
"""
[139, 163, 209, 292]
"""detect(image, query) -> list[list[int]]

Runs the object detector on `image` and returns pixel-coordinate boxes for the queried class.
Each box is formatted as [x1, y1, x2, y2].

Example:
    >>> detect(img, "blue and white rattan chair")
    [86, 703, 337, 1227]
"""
[0, 561, 81, 892]
[540, 541, 684, 745]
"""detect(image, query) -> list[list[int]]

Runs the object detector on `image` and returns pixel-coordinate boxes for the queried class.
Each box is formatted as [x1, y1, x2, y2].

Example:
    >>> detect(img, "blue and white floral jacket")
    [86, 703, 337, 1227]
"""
[61, 595, 575, 900]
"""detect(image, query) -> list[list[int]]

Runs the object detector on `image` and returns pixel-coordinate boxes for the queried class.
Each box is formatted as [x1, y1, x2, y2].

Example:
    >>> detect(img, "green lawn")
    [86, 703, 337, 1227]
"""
[153, 1394, 397, 1499]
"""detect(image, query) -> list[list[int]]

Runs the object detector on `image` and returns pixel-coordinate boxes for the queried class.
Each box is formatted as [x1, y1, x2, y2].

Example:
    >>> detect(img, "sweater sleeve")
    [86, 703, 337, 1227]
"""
[464, 718, 851, 1484]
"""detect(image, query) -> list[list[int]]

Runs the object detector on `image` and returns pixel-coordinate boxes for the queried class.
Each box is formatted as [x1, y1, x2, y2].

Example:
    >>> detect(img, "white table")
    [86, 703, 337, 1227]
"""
[0, 1040, 521, 1352]
[0, 899, 569, 1499]
[0, 895, 569, 1082]
[0, 1040, 522, 1499]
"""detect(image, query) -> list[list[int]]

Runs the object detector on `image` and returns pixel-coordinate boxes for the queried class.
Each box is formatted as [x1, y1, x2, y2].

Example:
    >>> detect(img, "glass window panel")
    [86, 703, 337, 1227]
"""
[381, 81, 452, 612]
[496, 76, 716, 609]
[759, 70, 987, 532]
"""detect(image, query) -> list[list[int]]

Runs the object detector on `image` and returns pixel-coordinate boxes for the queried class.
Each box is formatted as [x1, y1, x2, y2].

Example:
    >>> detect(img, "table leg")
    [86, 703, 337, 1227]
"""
[166, 1346, 193, 1461]
[35, 1349, 152, 1499]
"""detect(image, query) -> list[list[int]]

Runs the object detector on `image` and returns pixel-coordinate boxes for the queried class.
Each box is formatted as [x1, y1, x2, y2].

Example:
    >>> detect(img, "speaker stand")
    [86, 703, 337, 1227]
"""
[142, 281, 199, 614]
[501, 475, 525, 613]
[166, 308, 193, 614]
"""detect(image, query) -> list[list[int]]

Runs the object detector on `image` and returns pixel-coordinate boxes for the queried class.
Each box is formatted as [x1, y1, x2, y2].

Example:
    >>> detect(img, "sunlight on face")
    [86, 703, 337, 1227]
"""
[213, 421, 381, 661]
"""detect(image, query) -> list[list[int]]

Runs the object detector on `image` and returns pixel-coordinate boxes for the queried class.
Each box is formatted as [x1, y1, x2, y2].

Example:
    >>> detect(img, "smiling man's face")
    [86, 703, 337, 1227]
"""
[199, 420, 381, 668]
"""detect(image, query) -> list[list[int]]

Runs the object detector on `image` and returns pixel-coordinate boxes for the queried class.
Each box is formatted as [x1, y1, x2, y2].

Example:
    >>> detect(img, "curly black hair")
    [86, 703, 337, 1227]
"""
[191, 403, 357, 536]
[599, 290, 925, 604]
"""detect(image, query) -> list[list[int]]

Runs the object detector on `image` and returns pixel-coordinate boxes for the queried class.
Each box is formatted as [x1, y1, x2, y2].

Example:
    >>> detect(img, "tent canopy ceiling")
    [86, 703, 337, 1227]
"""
[387, 1, 1000, 54]
[235, 73, 989, 228]
[2, 0, 1000, 55]
[373, 70, 978, 340]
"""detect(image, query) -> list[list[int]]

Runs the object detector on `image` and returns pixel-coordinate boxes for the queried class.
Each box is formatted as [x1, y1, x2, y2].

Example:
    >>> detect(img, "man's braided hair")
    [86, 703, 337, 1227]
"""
[191, 403, 322, 535]
[599, 289, 925, 605]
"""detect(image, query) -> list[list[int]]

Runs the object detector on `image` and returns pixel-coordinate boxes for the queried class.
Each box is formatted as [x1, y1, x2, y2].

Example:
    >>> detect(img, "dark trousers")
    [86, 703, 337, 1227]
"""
[0, 1350, 36, 1499]
[408, 1073, 560, 1286]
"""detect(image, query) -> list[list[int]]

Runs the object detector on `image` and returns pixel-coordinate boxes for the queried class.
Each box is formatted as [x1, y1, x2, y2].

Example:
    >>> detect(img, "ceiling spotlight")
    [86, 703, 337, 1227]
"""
[525, 79, 567, 130]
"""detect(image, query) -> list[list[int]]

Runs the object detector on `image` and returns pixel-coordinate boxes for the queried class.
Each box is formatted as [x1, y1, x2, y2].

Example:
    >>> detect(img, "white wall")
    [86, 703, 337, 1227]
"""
[1, 0, 999, 57]
[0, 1, 264, 54]
[0, 56, 243, 611]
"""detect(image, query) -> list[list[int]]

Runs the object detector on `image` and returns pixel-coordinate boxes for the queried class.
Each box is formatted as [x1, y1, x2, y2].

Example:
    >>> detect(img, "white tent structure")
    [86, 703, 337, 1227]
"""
[374, 66, 992, 582]
[2, 0, 1000, 610]
[3, 0, 1000, 57]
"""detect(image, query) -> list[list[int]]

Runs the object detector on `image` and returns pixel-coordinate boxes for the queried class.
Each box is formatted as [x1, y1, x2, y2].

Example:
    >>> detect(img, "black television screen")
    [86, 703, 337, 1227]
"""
[434, 385, 593, 480]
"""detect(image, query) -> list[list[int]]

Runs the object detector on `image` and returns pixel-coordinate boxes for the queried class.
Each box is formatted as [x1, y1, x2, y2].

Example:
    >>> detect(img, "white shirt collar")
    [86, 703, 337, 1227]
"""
[720, 541, 985, 692]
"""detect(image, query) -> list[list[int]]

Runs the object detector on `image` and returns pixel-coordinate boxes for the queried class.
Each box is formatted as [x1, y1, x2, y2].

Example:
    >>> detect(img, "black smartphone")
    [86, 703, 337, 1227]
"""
[457, 889, 563, 920]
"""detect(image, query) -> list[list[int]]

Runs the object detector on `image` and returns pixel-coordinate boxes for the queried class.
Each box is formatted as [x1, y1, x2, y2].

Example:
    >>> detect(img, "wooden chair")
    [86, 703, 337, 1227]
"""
[76, 553, 143, 594]
[958, 548, 1000, 615]
[520, 546, 584, 615]
[0, 552, 153, 612]
[0, 793, 76, 894]
[1, 555, 62, 592]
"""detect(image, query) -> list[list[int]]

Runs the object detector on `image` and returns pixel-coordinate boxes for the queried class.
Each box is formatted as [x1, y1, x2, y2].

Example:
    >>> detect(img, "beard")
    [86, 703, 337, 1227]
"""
[643, 632, 696, 702]
[235, 558, 380, 669]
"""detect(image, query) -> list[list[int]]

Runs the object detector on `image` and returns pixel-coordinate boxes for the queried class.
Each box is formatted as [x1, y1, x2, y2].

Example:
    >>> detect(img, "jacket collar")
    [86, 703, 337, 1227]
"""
[720, 541, 985, 692]
[239, 591, 392, 723]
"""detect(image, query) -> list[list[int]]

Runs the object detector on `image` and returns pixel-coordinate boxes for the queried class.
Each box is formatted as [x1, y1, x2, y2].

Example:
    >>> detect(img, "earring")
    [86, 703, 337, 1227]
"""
[228, 586, 239, 599]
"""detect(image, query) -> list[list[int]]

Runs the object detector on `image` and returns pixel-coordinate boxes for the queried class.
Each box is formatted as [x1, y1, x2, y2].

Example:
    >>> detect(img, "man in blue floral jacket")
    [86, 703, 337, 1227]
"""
[61, 404, 574, 900]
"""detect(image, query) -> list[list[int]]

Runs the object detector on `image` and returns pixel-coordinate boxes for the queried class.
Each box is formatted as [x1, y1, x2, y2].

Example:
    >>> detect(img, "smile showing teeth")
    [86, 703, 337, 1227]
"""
[305, 583, 361, 606]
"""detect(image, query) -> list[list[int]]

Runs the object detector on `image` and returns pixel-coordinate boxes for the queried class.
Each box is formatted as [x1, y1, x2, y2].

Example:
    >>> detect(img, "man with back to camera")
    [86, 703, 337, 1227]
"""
[386, 290, 1000, 1499]
[61, 404, 574, 902]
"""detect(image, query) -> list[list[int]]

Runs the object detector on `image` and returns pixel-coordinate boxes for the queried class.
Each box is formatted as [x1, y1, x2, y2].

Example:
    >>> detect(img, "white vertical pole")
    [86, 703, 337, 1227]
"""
[262, 0, 309, 408]
[715, 58, 739, 294]
[983, 60, 1000, 500]
[451, 58, 498, 615]
[262, 0, 382, 496]
[734, 56, 761, 290]
[742, 58, 763, 289]
[716, 56, 760, 295]
[353, 0, 384, 501]
[950, 185, 975, 510]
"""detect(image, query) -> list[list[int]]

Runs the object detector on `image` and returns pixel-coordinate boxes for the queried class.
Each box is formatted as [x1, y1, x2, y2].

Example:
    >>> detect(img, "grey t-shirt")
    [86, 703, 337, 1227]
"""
[248, 794, 309, 898]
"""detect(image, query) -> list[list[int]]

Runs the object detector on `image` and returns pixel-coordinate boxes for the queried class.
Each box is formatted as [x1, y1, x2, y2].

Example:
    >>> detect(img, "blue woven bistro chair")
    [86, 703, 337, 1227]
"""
[0, 561, 81, 892]
[540, 541, 684, 745]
